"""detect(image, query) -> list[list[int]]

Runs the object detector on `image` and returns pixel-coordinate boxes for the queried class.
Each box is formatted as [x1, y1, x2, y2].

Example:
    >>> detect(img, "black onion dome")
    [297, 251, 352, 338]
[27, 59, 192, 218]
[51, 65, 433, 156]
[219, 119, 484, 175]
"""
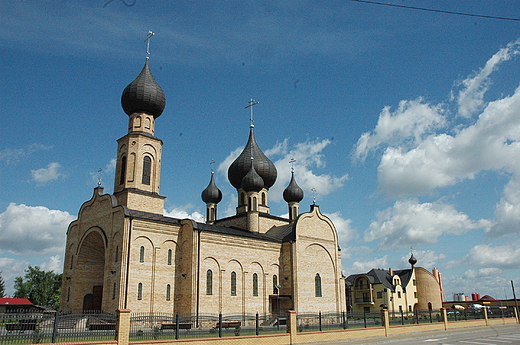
[228, 128, 277, 189]
[241, 163, 264, 192]
[283, 172, 304, 203]
[201, 173, 222, 204]
[409, 253, 417, 266]
[121, 59, 166, 118]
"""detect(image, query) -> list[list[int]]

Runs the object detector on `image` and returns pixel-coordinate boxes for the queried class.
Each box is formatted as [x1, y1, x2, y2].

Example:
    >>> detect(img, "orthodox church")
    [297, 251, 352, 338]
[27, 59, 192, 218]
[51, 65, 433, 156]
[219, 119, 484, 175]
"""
[59, 56, 345, 317]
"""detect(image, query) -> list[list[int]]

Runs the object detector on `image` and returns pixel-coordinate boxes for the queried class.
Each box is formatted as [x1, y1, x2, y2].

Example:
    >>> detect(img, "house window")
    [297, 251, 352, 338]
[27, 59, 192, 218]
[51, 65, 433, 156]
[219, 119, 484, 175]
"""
[273, 275, 279, 294]
[206, 270, 213, 295]
[363, 292, 370, 302]
[138, 283, 143, 300]
[399, 305, 403, 312]
[413, 279, 416, 286]
[315, 273, 322, 297]
[120, 156, 127, 185]
[377, 291, 383, 299]
[167, 249, 172, 265]
[253, 273, 258, 296]
[414, 292, 417, 298]
[142, 156, 151, 185]
[166, 284, 171, 301]
[139, 246, 145, 262]
[231, 272, 237, 296]
[409, 305, 412, 312]
[364, 306, 370, 313]
[397, 291, 401, 298]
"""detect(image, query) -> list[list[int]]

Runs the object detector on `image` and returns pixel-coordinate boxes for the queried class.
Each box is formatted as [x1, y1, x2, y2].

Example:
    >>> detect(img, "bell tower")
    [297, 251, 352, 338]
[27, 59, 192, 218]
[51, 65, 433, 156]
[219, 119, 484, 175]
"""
[114, 54, 166, 214]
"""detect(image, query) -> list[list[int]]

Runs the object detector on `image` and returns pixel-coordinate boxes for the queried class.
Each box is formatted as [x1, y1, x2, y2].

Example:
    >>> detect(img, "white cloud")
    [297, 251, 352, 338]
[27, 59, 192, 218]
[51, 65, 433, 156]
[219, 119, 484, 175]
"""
[164, 206, 205, 223]
[324, 212, 357, 249]
[462, 241, 520, 269]
[364, 199, 491, 248]
[90, 158, 117, 187]
[31, 162, 63, 185]
[400, 250, 446, 270]
[40, 255, 63, 274]
[350, 255, 388, 273]
[0, 144, 52, 165]
[0, 203, 75, 256]
[488, 178, 520, 236]
[443, 269, 509, 299]
[0, 258, 30, 296]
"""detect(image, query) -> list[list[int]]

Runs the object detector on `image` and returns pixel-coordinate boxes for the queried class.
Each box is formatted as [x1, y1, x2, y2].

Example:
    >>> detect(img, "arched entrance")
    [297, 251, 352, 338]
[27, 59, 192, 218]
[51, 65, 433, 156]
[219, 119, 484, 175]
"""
[77, 230, 106, 312]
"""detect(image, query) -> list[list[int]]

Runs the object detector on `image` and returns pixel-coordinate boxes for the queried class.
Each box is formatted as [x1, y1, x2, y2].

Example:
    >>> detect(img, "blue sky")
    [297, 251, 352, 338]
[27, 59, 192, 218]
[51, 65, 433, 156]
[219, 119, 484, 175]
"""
[1, 0, 520, 301]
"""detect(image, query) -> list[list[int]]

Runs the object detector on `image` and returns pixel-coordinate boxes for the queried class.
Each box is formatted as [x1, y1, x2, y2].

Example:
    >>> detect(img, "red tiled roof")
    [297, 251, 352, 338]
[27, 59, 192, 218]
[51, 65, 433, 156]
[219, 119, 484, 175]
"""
[0, 298, 33, 305]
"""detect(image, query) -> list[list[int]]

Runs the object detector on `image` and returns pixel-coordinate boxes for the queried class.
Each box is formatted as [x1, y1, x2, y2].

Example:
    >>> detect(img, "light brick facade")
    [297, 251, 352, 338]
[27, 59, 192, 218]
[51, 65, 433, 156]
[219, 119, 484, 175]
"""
[60, 59, 345, 317]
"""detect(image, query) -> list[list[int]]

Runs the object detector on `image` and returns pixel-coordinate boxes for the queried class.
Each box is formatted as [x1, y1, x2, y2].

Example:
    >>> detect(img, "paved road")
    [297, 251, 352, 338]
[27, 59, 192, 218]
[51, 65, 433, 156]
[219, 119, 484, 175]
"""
[301, 324, 520, 344]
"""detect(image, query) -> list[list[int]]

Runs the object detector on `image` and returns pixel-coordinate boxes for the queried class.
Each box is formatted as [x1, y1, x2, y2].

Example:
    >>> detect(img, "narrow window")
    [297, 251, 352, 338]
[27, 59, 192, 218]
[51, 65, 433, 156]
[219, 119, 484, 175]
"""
[414, 292, 417, 298]
[166, 284, 171, 301]
[240, 192, 245, 205]
[112, 283, 116, 300]
[397, 291, 401, 298]
[428, 302, 432, 311]
[262, 192, 266, 205]
[273, 275, 279, 294]
[120, 156, 127, 185]
[67, 287, 71, 302]
[115, 246, 119, 262]
[206, 270, 213, 295]
[167, 249, 172, 265]
[253, 197, 257, 211]
[142, 156, 151, 185]
[315, 273, 322, 297]
[253, 273, 258, 296]
[413, 279, 416, 286]
[138, 283, 143, 300]
[231, 272, 237, 296]
[70, 255, 74, 269]
[139, 246, 145, 263]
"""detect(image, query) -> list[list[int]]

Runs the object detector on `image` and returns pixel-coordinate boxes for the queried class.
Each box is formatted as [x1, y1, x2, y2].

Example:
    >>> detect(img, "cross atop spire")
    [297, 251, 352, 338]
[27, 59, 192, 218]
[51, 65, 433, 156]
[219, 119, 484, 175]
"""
[144, 31, 155, 59]
[311, 187, 317, 204]
[245, 99, 259, 128]
[210, 159, 216, 174]
[289, 158, 296, 173]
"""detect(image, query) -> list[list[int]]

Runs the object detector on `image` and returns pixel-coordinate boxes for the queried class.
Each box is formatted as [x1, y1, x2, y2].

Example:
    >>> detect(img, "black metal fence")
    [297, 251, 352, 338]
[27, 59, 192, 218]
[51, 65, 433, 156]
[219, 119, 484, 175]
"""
[0, 307, 517, 344]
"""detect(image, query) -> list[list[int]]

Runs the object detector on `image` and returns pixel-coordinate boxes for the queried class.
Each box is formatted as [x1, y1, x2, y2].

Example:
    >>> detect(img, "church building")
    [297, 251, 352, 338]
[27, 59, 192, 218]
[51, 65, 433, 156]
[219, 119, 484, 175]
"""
[59, 56, 345, 317]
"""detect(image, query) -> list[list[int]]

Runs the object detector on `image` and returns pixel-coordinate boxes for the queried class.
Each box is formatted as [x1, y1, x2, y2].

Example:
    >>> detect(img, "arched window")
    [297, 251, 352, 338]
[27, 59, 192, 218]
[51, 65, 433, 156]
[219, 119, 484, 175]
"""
[138, 283, 143, 300]
[231, 272, 237, 296]
[315, 273, 322, 297]
[206, 270, 213, 295]
[115, 246, 119, 262]
[428, 302, 432, 311]
[167, 249, 172, 265]
[253, 273, 258, 296]
[139, 246, 145, 263]
[166, 284, 171, 301]
[120, 156, 127, 185]
[273, 275, 279, 294]
[70, 255, 74, 269]
[253, 197, 257, 211]
[142, 156, 151, 185]
[262, 192, 266, 205]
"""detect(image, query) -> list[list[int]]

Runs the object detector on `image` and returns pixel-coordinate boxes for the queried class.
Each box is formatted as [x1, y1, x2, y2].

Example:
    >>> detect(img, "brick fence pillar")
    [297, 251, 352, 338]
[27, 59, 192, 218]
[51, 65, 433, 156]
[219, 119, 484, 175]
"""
[382, 309, 389, 336]
[116, 309, 131, 345]
[441, 308, 448, 330]
[287, 310, 297, 344]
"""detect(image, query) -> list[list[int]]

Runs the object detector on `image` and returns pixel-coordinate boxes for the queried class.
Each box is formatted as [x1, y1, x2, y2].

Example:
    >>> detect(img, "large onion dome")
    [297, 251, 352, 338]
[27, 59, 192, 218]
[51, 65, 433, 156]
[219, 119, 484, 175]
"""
[241, 163, 264, 192]
[228, 128, 277, 189]
[283, 171, 304, 203]
[201, 172, 222, 204]
[121, 59, 166, 118]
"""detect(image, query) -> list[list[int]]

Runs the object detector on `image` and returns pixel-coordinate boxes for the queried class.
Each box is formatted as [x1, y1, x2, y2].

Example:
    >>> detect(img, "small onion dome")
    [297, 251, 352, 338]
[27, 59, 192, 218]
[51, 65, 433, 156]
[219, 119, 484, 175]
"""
[121, 59, 166, 118]
[241, 163, 264, 192]
[409, 253, 417, 266]
[283, 172, 304, 203]
[201, 173, 222, 204]
[228, 128, 277, 189]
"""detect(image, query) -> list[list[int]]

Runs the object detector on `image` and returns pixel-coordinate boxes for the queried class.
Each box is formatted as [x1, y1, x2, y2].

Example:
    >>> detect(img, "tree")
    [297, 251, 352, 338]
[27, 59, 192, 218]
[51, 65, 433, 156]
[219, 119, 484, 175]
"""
[13, 266, 62, 310]
[0, 271, 5, 298]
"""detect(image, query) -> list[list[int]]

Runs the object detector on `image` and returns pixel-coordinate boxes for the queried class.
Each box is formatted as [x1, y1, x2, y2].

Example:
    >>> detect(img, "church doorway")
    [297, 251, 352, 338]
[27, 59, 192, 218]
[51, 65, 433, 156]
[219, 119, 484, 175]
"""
[77, 230, 106, 312]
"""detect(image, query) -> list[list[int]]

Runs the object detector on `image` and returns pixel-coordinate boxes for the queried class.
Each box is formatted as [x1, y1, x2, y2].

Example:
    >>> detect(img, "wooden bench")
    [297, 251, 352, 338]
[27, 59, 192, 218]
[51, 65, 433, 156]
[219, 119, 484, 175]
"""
[215, 321, 241, 329]
[5, 322, 37, 332]
[160, 323, 192, 331]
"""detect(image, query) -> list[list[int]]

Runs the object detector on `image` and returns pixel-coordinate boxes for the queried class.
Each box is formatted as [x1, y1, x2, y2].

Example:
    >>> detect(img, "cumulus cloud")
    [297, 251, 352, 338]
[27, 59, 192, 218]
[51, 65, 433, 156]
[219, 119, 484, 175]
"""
[400, 250, 446, 270]
[0, 258, 30, 296]
[40, 255, 63, 273]
[31, 162, 63, 185]
[444, 269, 508, 298]
[488, 178, 520, 236]
[164, 206, 205, 223]
[462, 241, 520, 269]
[354, 39, 520, 198]
[364, 199, 491, 248]
[324, 212, 357, 249]
[90, 158, 117, 187]
[350, 256, 388, 273]
[0, 203, 75, 256]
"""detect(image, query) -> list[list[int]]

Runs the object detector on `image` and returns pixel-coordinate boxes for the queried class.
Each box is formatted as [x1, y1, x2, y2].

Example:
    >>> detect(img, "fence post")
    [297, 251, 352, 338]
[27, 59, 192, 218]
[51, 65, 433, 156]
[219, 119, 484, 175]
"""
[116, 309, 131, 345]
[382, 309, 389, 336]
[319, 311, 322, 331]
[441, 308, 448, 330]
[400, 310, 404, 325]
[342, 311, 346, 329]
[514, 306, 519, 324]
[218, 313, 222, 338]
[51, 311, 59, 343]
[175, 313, 180, 340]
[255, 313, 259, 336]
[363, 309, 367, 328]
[483, 307, 489, 325]
[287, 310, 297, 345]
[429, 309, 432, 323]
